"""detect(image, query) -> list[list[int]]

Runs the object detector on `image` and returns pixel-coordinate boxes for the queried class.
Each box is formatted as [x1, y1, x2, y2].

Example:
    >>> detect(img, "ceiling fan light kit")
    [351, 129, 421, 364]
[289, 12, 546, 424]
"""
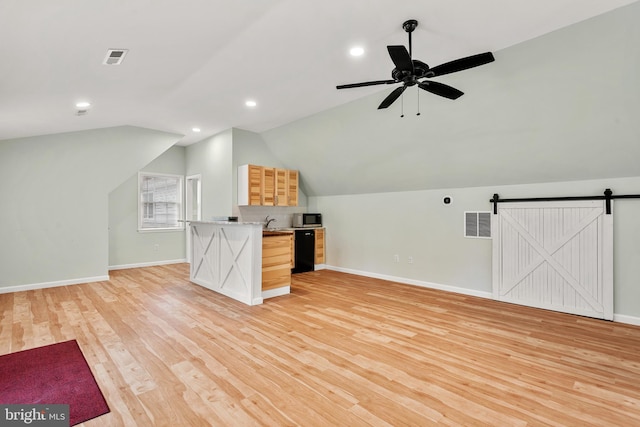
[336, 19, 495, 112]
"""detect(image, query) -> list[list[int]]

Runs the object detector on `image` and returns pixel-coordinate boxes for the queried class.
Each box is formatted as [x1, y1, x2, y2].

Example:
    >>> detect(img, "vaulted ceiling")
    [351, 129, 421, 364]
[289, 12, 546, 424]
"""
[260, 2, 640, 196]
[1, 0, 637, 145]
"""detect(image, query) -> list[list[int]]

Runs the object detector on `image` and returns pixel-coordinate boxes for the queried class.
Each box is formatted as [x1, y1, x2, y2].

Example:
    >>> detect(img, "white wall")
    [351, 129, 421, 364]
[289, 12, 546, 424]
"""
[108, 146, 186, 268]
[185, 129, 234, 220]
[311, 177, 640, 319]
[0, 126, 181, 290]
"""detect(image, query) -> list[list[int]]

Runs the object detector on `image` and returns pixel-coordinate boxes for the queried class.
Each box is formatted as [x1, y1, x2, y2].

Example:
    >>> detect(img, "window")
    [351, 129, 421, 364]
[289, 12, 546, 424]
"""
[464, 211, 491, 238]
[138, 172, 184, 231]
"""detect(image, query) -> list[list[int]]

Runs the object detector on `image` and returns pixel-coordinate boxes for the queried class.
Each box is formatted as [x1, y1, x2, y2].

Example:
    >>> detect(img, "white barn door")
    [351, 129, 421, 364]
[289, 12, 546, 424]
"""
[492, 200, 613, 320]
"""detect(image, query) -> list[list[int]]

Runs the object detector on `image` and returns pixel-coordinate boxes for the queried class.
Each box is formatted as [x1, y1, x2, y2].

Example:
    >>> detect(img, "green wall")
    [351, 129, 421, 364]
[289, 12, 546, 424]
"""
[0, 126, 181, 289]
[108, 146, 186, 268]
[231, 128, 308, 208]
[185, 129, 234, 220]
[311, 177, 640, 320]
[262, 2, 640, 197]
[259, 3, 640, 320]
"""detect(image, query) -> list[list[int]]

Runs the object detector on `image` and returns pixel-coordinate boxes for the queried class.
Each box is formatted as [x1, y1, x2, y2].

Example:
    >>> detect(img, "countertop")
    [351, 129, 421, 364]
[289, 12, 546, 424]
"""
[186, 221, 323, 233]
[187, 220, 263, 226]
[264, 226, 324, 231]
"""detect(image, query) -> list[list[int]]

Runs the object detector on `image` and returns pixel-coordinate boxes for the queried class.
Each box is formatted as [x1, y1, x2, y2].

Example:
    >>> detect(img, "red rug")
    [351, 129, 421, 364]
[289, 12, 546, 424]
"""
[0, 340, 110, 426]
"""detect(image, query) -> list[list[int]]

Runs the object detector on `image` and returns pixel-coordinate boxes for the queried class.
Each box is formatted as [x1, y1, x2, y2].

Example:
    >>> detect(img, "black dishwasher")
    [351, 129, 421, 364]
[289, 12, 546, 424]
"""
[293, 229, 315, 273]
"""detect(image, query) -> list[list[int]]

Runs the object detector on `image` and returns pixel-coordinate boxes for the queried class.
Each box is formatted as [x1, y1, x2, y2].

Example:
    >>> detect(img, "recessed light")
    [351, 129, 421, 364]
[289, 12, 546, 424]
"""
[245, 100, 257, 108]
[192, 127, 201, 133]
[75, 101, 91, 108]
[350, 46, 364, 57]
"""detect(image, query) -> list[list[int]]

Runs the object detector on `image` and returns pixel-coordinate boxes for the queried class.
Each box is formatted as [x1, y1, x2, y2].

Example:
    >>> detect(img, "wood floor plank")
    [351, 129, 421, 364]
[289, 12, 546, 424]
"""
[1, 264, 640, 426]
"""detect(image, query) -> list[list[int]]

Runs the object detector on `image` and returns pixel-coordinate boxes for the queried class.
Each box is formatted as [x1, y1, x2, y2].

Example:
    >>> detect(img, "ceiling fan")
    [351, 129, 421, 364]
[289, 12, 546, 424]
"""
[336, 19, 495, 110]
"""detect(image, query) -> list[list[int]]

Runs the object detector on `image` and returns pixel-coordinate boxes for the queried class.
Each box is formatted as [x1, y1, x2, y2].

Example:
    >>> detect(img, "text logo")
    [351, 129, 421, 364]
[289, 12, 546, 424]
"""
[1, 405, 68, 427]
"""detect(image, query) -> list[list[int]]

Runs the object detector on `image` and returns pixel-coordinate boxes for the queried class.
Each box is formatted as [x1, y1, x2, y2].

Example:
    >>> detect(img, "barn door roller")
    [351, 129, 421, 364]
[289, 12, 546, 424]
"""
[490, 188, 640, 215]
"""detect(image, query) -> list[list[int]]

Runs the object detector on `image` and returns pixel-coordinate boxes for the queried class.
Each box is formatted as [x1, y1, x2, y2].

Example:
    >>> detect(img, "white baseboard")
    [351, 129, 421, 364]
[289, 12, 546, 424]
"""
[262, 286, 290, 300]
[325, 265, 492, 299]
[324, 265, 640, 327]
[0, 275, 110, 295]
[613, 313, 640, 326]
[108, 259, 187, 271]
[0, 260, 186, 295]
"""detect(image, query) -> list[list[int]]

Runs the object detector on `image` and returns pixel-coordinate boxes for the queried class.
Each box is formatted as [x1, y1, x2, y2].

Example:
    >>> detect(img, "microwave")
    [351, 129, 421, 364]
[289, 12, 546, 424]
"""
[292, 213, 322, 228]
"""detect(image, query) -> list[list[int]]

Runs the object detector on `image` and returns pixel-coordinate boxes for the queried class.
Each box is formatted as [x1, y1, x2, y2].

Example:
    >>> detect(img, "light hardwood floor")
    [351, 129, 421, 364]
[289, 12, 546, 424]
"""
[1, 264, 640, 426]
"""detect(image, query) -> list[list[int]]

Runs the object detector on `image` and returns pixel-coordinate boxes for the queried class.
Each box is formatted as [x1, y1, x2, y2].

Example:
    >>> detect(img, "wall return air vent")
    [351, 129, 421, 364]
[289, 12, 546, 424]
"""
[103, 49, 128, 65]
[464, 211, 491, 238]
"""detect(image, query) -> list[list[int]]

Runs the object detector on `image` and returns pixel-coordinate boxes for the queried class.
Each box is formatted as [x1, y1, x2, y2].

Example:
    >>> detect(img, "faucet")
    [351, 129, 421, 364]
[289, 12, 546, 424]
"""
[264, 215, 277, 229]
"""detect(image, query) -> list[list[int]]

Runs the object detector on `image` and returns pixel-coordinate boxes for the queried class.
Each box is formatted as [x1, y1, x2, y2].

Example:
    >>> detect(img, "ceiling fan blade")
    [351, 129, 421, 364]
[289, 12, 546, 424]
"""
[378, 85, 407, 109]
[429, 52, 495, 77]
[387, 45, 414, 73]
[418, 81, 464, 100]
[336, 80, 396, 89]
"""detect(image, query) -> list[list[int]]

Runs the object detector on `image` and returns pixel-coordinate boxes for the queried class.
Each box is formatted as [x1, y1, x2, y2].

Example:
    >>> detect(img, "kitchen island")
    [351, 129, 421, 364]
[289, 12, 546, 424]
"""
[188, 221, 292, 305]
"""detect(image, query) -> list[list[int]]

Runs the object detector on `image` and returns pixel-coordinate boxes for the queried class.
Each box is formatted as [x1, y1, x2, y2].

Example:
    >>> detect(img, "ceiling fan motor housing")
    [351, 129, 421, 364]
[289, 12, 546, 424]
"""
[392, 60, 431, 85]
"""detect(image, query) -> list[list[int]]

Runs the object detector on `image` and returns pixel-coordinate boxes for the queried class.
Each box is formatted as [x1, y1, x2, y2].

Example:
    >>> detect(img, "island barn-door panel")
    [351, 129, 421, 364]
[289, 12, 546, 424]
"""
[492, 200, 613, 320]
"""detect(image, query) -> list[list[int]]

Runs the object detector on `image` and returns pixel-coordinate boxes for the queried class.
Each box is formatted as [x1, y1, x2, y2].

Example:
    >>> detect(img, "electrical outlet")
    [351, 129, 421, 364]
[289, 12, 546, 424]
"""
[394, 254, 400, 263]
[408, 256, 413, 264]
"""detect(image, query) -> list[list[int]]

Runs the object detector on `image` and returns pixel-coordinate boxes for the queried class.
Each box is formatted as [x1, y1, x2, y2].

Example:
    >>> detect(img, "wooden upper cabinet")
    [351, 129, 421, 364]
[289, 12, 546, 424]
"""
[275, 169, 288, 207]
[287, 170, 299, 206]
[238, 164, 299, 207]
[248, 164, 262, 206]
[237, 164, 263, 206]
[261, 167, 275, 206]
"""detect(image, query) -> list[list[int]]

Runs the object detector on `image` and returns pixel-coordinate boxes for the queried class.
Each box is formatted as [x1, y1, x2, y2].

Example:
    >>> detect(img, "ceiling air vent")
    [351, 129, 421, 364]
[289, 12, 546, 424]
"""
[103, 49, 128, 65]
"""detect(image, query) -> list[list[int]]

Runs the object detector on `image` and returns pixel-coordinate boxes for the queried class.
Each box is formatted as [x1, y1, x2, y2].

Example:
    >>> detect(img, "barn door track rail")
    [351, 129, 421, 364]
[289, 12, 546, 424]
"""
[490, 188, 640, 215]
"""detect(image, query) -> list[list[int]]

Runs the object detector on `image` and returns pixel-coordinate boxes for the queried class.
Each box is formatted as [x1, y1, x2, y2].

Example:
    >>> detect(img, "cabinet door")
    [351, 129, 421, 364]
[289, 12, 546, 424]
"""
[275, 169, 289, 207]
[239, 164, 298, 207]
[314, 228, 325, 264]
[261, 167, 275, 206]
[262, 234, 292, 290]
[288, 170, 299, 206]
[248, 165, 262, 206]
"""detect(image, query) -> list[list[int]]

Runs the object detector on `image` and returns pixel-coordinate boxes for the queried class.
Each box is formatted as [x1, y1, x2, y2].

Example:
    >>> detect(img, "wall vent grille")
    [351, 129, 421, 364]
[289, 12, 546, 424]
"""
[103, 49, 128, 65]
[465, 211, 491, 238]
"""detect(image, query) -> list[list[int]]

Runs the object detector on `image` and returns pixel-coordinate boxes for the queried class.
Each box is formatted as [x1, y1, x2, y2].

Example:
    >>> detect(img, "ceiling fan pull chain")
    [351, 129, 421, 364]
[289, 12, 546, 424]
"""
[417, 90, 421, 116]
[401, 92, 405, 117]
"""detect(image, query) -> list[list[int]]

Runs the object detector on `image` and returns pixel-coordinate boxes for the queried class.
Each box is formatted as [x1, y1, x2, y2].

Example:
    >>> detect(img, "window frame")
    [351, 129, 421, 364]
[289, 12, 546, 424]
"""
[137, 172, 185, 232]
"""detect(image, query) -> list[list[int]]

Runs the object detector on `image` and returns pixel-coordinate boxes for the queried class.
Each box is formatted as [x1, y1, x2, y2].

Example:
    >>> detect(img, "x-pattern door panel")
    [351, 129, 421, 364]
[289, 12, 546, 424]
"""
[191, 224, 216, 285]
[492, 201, 613, 320]
[219, 227, 250, 293]
[190, 224, 261, 305]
